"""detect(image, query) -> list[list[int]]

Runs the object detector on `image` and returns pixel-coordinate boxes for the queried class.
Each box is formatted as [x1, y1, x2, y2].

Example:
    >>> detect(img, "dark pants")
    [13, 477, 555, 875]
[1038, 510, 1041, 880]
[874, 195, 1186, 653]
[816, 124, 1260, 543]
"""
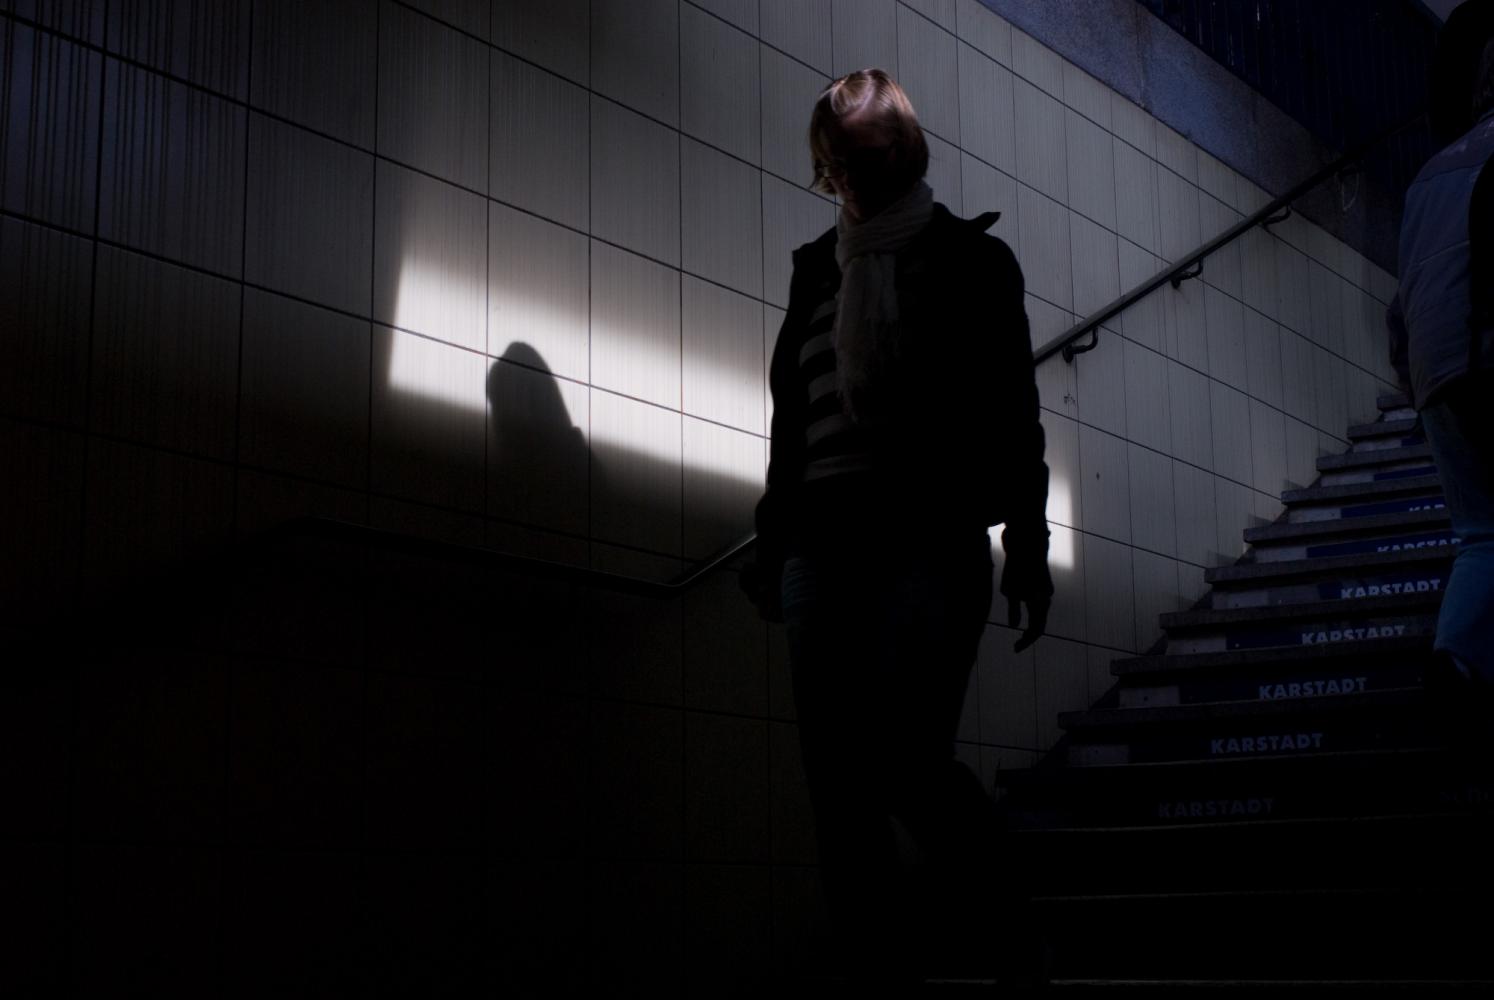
[780, 533, 1008, 984]
[1421, 373, 1494, 686]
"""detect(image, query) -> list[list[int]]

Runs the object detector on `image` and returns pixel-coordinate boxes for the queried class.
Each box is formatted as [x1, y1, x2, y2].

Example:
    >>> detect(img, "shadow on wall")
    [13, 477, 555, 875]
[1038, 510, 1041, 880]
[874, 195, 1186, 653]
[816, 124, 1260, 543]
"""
[370, 201, 767, 564]
[486, 342, 590, 539]
[481, 340, 764, 562]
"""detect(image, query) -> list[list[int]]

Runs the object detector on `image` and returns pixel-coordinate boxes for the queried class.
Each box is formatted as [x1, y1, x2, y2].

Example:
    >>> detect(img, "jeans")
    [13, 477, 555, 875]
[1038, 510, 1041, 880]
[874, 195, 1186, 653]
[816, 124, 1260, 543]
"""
[780, 533, 1004, 983]
[1421, 376, 1494, 686]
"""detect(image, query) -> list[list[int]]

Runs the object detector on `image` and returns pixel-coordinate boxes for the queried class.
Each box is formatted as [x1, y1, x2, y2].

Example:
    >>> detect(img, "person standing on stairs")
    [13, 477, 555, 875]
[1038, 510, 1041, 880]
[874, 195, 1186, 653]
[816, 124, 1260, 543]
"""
[1387, 0, 1494, 731]
[740, 69, 1053, 987]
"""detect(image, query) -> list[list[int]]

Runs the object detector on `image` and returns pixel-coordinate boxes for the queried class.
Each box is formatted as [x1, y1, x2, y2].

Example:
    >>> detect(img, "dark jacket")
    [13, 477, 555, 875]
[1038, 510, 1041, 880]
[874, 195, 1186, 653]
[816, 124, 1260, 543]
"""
[1388, 109, 1494, 409]
[751, 202, 1050, 603]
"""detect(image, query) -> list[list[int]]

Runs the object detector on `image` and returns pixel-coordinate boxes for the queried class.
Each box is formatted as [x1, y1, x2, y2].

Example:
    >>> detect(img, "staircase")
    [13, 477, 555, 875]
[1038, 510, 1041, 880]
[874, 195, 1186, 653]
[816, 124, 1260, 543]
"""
[988, 390, 1494, 990]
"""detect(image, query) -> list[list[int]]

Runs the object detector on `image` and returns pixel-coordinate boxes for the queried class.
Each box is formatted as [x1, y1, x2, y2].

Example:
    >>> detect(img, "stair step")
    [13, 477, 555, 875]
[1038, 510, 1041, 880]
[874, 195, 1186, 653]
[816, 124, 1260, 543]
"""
[1347, 418, 1424, 454]
[1204, 548, 1452, 609]
[1207, 546, 1451, 585]
[1348, 417, 1419, 441]
[1062, 686, 1425, 730]
[1351, 434, 1426, 454]
[1158, 591, 1438, 653]
[1003, 801, 1494, 878]
[1109, 637, 1434, 707]
[1115, 658, 1426, 709]
[1242, 508, 1454, 561]
[1044, 980, 1494, 990]
[1037, 887, 1492, 981]
[1282, 474, 1442, 510]
[1111, 630, 1434, 708]
[1111, 634, 1432, 679]
[1286, 492, 1446, 524]
[1245, 507, 1448, 542]
[1317, 443, 1432, 472]
[1318, 446, 1437, 486]
[1061, 688, 1434, 764]
[1377, 390, 1410, 411]
[998, 751, 1490, 830]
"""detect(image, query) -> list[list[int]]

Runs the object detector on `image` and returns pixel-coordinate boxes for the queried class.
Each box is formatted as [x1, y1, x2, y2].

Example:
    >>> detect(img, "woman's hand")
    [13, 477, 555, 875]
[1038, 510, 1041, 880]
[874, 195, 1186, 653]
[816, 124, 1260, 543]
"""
[1000, 526, 1053, 652]
[1007, 590, 1050, 653]
[739, 558, 784, 623]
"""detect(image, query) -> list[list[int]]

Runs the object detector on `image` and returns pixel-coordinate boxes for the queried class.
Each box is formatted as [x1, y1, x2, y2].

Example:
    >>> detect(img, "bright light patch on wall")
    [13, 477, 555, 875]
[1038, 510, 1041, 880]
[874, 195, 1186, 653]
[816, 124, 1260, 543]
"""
[387, 257, 487, 407]
[589, 402, 767, 488]
[989, 476, 1076, 571]
[490, 288, 591, 372]
[1048, 523, 1076, 572]
[382, 324, 487, 413]
[388, 256, 1078, 531]
[684, 417, 767, 492]
[1046, 474, 1073, 529]
[393, 254, 762, 437]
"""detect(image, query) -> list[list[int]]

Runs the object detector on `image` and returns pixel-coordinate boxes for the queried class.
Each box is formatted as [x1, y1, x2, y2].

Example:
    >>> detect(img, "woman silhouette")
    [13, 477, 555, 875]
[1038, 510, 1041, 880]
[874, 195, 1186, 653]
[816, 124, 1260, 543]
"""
[743, 69, 1052, 986]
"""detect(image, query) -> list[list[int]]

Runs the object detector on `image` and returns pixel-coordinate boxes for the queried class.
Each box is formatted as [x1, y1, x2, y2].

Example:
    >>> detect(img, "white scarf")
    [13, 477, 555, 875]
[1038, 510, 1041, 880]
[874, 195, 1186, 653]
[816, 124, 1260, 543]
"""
[832, 180, 935, 423]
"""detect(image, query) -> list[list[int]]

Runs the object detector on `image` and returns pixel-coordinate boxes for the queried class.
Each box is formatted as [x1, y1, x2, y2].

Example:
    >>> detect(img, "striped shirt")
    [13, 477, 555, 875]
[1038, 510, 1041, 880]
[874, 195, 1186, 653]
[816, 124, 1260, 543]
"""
[797, 295, 879, 485]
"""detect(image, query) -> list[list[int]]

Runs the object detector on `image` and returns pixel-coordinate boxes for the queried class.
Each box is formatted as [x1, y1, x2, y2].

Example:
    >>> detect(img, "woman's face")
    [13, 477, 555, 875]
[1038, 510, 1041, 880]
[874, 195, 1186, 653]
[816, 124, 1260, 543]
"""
[823, 114, 899, 221]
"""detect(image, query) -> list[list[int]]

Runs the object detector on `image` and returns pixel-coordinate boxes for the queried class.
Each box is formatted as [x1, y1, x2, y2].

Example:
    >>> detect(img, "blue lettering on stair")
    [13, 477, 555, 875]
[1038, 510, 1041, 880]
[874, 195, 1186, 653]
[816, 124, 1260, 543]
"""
[1224, 621, 1418, 650]
[1298, 624, 1409, 645]
[1257, 677, 1369, 700]
[1371, 466, 1439, 481]
[1208, 733, 1325, 755]
[1340, 498, 1446, 519]
[1320, 577, 1443, 601]
[1157, 798, 1276, 821]
[1306, 532, 1457, 559]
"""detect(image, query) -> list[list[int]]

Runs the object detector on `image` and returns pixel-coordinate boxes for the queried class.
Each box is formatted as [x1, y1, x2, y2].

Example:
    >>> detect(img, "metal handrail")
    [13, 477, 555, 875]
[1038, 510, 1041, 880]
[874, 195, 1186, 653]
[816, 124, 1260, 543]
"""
[300, 111, 1426, 595]
[282, 516, 758, 598]
[1032, 110, 1427, 366]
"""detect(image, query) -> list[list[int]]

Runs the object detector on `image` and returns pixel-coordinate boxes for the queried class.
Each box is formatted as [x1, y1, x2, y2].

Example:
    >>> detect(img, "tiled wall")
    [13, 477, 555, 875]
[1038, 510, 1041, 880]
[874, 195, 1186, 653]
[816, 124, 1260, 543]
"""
[0, 0, 1402, 991]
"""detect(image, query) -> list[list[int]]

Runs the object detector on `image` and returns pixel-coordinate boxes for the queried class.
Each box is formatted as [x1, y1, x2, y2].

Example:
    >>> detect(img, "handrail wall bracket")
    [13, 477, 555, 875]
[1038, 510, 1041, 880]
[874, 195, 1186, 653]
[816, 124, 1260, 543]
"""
[1170, 258, 1205, 290]
[1261, 205, 1294, 230]
[1061, 326, 1100, 363]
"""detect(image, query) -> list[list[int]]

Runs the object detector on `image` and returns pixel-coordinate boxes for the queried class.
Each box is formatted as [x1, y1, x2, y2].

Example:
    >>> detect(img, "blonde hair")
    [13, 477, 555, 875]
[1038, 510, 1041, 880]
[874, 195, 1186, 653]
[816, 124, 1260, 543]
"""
[807, 69, 929, 195]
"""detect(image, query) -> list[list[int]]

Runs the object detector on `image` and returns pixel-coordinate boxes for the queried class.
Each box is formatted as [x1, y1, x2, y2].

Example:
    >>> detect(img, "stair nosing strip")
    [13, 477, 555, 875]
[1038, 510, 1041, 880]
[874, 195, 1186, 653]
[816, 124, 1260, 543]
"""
[1012, 810, 1494, 836]
[1205, 547, 1453, 584]
[1060, 686, 1424, 727]
[1317, 444, 1433, 471]
[1242, 507, 1450, 543]
[1347, 417, 1419, 439]
[1007, 746, 1448, 778]
[1159, 591, 1440, 628]
[1112, 634, 1431, 676]
[1282, 475, 1442, 504]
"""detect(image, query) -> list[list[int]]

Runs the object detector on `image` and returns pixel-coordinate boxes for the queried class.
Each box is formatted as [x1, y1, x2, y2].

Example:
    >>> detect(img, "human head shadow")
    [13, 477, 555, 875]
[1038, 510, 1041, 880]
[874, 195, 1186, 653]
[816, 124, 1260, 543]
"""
[487, 342, 590, 536]
[487, 342, 756, 566]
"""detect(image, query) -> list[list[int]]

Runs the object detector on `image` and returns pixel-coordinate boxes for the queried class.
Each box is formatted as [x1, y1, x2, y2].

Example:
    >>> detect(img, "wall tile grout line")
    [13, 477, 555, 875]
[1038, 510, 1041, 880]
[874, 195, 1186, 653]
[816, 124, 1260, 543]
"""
[0, 5, 1425, 979]
[218, 1, 255, 989]
[0, 4, 1396, 303]
[759, 1, 777, 971]
[583, 1, 596, 980]
[480, 6, 494, 970]
[4, 405, 1257, 644]
[677, 8, 687, 989]
[0, 345, 1371, 572]
[0, 72, 1396, 363]
[483, 10, 493, 582]
[360, 1, 383, 979]
[55, 0, 115, 987]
